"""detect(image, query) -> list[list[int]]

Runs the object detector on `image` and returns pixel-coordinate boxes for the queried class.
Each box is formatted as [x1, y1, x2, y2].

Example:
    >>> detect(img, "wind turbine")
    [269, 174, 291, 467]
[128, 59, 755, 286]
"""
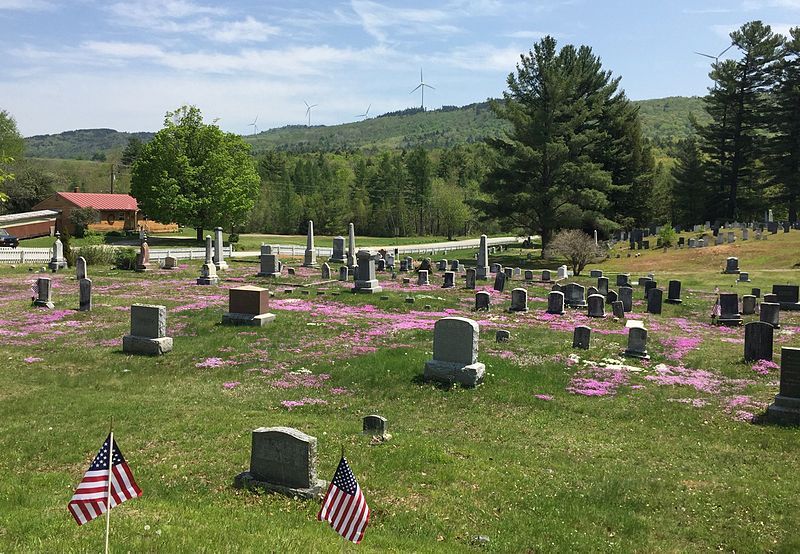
[410, 68, 434, 111]
[304, 101, 318, 126]
[694, 43, 734, 64]
[355, 104, 371, 119]
[248, 115, 258, 136]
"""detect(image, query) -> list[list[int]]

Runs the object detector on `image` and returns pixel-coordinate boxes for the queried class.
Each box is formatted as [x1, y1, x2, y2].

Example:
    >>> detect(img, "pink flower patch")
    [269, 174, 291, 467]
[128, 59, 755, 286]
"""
[534, 394, 553, 401]
[280, 397, 328, 410]
[223, 381, 240, 389]
[23, 356, 43, 363]
[196, 357, 228, 368]
[751, 359, 778, 375]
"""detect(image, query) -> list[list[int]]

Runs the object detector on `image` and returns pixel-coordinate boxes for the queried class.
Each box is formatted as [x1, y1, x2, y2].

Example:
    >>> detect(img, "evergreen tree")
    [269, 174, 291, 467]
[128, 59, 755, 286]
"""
[670, 136, 709, 226]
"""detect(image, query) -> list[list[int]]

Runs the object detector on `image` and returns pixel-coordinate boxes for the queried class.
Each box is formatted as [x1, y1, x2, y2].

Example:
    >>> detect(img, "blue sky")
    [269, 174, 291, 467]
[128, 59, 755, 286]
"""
[0, 0, 798, 136]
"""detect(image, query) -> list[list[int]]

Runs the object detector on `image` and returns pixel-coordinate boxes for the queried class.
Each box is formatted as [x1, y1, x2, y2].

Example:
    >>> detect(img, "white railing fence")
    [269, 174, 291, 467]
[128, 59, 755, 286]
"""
[0, 247, 51, 264]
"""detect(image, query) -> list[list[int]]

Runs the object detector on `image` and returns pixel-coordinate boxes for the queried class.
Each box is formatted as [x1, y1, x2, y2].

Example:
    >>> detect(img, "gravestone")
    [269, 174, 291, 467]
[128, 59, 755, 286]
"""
[744, 321, 773, 361]
[135, 239, 152, 272]
[442, 271, 455, 288]
[476, 234, 490, 280]
[587, 294, 605, 317]
[715, 235, 724, 246]
[611, 300, 625, 319]
[338, 266, 349, 282]
[475, 291, 490, 311]
[766, 347, 800, 424]
[33, 276, 54, 308]
[353, 250, 382, 294]
[616, 274, 630, 287]
[493, 271, 506, 292]
[423, 317, 485, 387]
[522, 270, 533, 281]
[573, 326, 591, 349]
[590, 269, 603, 278]
[738, 272, 751, 283]
[623, 327, 649, 359]
[619, 286, 633, 312]
[386, 253, 394, 269]
[718, 293, 742, 326]
[213, 227, 229, 270]
[742, 295, 756, 315]
[688, 238, 696, 248]
[418, 258, 432, 272]
[772, 285, 800, 310]
[597, 277, 609, 296]
[563, 283, 587, 308]
[606, 289, 618, 304]
[496, 329, 510, 342]
[503, 267, 513, 280]
[258, 245, 282, 277]
[557, 265, 569, 280]
[587, 286, 599, 297]
[727, 231, 735, 243]
[643, 280, 657, 300]
[752, 287, 761, 298]
[78, 278, 92, 312]
[546, 291, 565, 315]
[76, 256, 87, 280]
[329, 236, 346, 263]
[418, 270, 430, 286]
[438, 259, 448, 271]
[399, 259, 409, 272]
[197, 235, 219, 285]
[362, 415, 390, 439]
[509, 288, 528, 312]
[451, 260, 461, 272]
[646, 288, 663, 315]
[376, 259, 386, 271]
[302, 220, 317, 268]
[723, 257, 740, 274]
[320, 263, 331, 280]
[666, 280, 682, 304]
[163, 253, 177, 270]
[638, 276, 651, 286]
[465, 268, 476, 289]
[678, 237, 685, 247]
[764, 293, 778, 304]
[347, 223, 357, 269]
[490, 263, 502, 274]
[122, 304, 173, 355]
[48, 232, 68, 271]
[223, 285, 275, 326]
[541, 270, 551, 282]
[760, 302, 780, 328]
[233, 427, 326, 499]
[742, 229, 749, 240]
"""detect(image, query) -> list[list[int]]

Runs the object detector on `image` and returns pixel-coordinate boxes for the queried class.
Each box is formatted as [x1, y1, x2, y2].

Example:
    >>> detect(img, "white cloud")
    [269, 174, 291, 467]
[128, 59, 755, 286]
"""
[0, 0, 54, 10]
[507, 30, 548, 39]
[350, 0, 456, 42]
[210, 16, 280, 43]
[437, 43, 522, 72]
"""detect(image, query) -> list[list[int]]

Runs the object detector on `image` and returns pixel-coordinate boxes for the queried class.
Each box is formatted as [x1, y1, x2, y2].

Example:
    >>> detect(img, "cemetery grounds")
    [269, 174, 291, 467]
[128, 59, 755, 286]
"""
[1, 231, 800, 552]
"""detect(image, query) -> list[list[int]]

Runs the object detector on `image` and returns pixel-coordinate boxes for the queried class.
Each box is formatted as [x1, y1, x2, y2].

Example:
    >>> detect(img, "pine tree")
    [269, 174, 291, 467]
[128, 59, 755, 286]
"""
[671, 136, 709, 226]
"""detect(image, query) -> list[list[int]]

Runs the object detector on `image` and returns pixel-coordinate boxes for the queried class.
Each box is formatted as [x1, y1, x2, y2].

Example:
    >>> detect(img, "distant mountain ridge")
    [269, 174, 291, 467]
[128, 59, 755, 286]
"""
[24, 96, 708, 159]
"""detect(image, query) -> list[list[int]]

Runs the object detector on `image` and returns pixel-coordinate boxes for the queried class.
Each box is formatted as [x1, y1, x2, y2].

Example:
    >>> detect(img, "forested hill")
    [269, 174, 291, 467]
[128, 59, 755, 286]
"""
[24, 96, 707, 159]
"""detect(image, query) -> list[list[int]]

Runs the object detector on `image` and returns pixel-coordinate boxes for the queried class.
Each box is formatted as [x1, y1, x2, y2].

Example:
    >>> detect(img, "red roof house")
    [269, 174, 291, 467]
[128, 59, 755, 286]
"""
[33, 192, 140, 234]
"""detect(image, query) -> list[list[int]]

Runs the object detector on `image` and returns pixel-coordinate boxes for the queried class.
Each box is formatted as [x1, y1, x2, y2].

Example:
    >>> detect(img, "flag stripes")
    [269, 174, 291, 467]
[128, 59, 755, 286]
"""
[317, 457, 369, 544]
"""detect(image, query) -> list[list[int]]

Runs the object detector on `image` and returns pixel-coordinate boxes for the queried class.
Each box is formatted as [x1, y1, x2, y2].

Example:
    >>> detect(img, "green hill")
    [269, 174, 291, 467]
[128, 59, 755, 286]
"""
[24, 96, 709, 159]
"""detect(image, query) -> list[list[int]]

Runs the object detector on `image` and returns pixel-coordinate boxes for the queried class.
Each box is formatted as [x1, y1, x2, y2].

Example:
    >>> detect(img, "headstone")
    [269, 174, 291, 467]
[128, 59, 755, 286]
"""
[376, 259, 386, 271]
[590, 269, 603, 278]
[646, 288, 663, 315]
[48, 232, 67, 271]
[338, 266, 349, 282]
[440, 270, 455, 288]
[619, 286, 633, 312]
[524, 270, 534, 281]
[493, 271, 506, 292]
[163, 253, 177, 270]
[476, 234, 490, 280]
[760, 302, 781, 328]
[318, 263, 330, 280]
[490, 263, 501, 274]
[451, 260, 462, 272]
[329, 236, 346, 263]
[504, 267, 513, 280]
[122, 304, 173, 355]
[611, 300, 625, 319]
[135, 239, 152, 272]
[606, 289, 618, 304]
[573, 326, 591, 349]
[465, 268, 476, 289]
[546, 291, 565, 315]
[424, 317, 485, 387]
[541, 270, 551, 282]
[563, 283, 587, 308]
[438, 259, 448, 271]
[597, 277, 609, 296]
[353, 250, 382, 294]
[742, 229, 749, 240]
[418, 258, 432, 272]
[723, 257, 740, 274]
[643, 280, 657, 300]
[616, 274, 630, 287]
[197, 235, 219, 285]
[258, 245, 282, 277]
[78, 277, 92, 312]
[405, 257, 414, 271]
[362, 415, 389, 439]
[587, 294, 605, 317]
[727, 231, 735, 243]
[744, 321, 774, 362]
[688, 238, 696, 248]
[737, 271, 750, 283]
[399, 259, 409, 272]
[475, 291, 490, 311]
[623, 327, 649, 359]
[495, 329, 510, 342]
[772, 285, 800, 310]
[766, 347, 800, 424]
[715, 235, 724, 246]
[718, 293, 742, 326]
[638, 276, 651, 286]
[33, 276, 54, 308]
[223, 285, 275, 326]
[666, 280, 682, 304]
[213, 227, 229, 270]
[386, 253, 395, 269]
[233, 427, 326, 499]
[302, 220, 317, 268]
[764, 293, 778, 304]
[509, 288, 528, 312]
[752, 287, 761, 298]
[557, 265, 569, 280]
[76, 256, 87, 280]
[346, 222, 357, 269]
[418, 270, 430, 286]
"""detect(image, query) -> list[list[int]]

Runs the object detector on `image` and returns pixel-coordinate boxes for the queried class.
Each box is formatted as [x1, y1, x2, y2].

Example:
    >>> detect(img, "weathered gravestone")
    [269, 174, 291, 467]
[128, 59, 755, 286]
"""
[623, 327, 649, 359]
[557, 265, 569, 280]
[616, 274, 630, 287]
[744, 321, 773, 361]
[475, 291, 490, 311]
[738, 272, 751, 283]
[597, 277, 609, 296]
[644, 280, 657, 300]
[573, 326, 591, 349]
[213, 227, 228, 271]
[611, 300, 625, 319]
[163, 253, 177, 270]
[223, 286, 275, 326]
[766, 347, 800, 425]
[666, 280, 682, 304]
[320, 263, 331, 280]
[442, 271, 456, 289]
[451, 260, 462, 272]
[353, 250, 382, 294]
[619, 286, 633, 312]
[76, 256, 87, 280]
[772, 285, 800, 310]
[509, 288, 528, 312]
[197, 235, 219, 285]
[764, 293, 778, 304]
[541, 270, 551, 282]
[718, 293, 742, 326]
[760, 302, 781, 328]
[438, 259, 448, 271]
[135, 239, 152, 272]
[547, 291, 565, 315]
[752, 287, 761, 298]
[418, 258, 432, 272]
[258, 245, 282, 278]
[122, 304, 173, 355]
[302, 220, 317, 268]
[347, 222, 357, 269]
[504, 267, 513, 280]
[742, 295, 757, 315]
[33, 276, 54, 309]
[606, 289, 618, 305]
[563, 283, 587, 308]
[362, 415, 390, 439]
[495, 329, 510, 342]
[233, 427, 327, 499]
[418, 270, 430, 286]
[723, 257, 740, 274]
[647, 288, 663, 315]
[78, 278, 92, 312]
[493, 271, 506, 292]
[524, 270, 534, 281]
[424, 317, 485, 387]
[338, 266, 349, 282]
[465, 268, 476, 289]
[329, 236, 346, 263]
[476, 234, 490, 280]
[587, 294, 605, 317]
[590, 269, 603, 278]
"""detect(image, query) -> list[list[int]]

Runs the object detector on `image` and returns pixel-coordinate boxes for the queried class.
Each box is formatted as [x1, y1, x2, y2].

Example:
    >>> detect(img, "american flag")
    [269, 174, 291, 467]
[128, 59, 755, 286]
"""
[317, 457, 370, 544]
[67, 434, 142, 526]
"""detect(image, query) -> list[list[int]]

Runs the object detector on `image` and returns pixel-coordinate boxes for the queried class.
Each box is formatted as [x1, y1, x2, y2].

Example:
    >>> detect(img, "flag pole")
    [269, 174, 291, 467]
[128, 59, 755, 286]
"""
[105, 417, 113, 554]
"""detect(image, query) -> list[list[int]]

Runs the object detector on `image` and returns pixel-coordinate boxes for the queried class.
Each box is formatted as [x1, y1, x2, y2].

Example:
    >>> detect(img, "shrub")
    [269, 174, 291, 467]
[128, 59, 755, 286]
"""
[544, 229, 606, 276]
[60, 231, 76, 268]
[81, 229, 105, 245]
[228, 232, 239, 244]
[69, 207, 99, 238]
[657, 225, 678, 248]
[113, 247, 139, 270]
[75, 245, 115, 266]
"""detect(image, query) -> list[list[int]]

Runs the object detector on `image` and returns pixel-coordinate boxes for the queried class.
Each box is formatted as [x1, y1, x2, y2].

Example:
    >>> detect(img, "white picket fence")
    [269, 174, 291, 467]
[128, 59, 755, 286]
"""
[147, 246, 234, 261]
[0, 247, 51, 264]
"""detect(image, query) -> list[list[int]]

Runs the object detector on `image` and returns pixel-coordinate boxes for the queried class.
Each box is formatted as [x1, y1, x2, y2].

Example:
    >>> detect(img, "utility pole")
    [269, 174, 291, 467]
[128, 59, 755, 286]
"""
[110, 163, 116, 193]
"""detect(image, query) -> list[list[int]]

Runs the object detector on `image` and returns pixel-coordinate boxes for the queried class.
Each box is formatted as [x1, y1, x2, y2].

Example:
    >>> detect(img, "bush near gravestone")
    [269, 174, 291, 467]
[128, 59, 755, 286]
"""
[113, 247, 139, 270]
[76, 245, 115, 266]
[69, 207, 99, 238]
[544, 229, 606, 276]
[657, 226, 677, 248]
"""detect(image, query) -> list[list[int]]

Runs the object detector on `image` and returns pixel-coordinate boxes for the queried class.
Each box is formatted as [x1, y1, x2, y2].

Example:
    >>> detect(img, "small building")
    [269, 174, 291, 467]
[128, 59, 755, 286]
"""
[32, 192, 139, 234]
[0, 209, 59, 239]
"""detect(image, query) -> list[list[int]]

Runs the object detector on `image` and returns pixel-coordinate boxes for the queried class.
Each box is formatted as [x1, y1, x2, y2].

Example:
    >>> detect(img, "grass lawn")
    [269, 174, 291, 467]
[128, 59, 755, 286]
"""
[1, 232, 800, 551]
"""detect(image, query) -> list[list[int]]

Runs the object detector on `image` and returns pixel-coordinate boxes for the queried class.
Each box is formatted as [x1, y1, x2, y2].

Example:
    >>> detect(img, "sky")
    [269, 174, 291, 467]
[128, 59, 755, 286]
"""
[0, 0, 798, 137]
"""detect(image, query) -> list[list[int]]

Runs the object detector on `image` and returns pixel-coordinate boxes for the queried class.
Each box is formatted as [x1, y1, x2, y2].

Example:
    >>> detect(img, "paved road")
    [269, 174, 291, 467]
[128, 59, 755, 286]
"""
[230, 235, 525, 258]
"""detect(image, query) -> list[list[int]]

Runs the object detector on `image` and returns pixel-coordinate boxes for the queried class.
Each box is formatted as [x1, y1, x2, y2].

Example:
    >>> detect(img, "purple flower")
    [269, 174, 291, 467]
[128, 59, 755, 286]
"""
[222, 381, 240, 389]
